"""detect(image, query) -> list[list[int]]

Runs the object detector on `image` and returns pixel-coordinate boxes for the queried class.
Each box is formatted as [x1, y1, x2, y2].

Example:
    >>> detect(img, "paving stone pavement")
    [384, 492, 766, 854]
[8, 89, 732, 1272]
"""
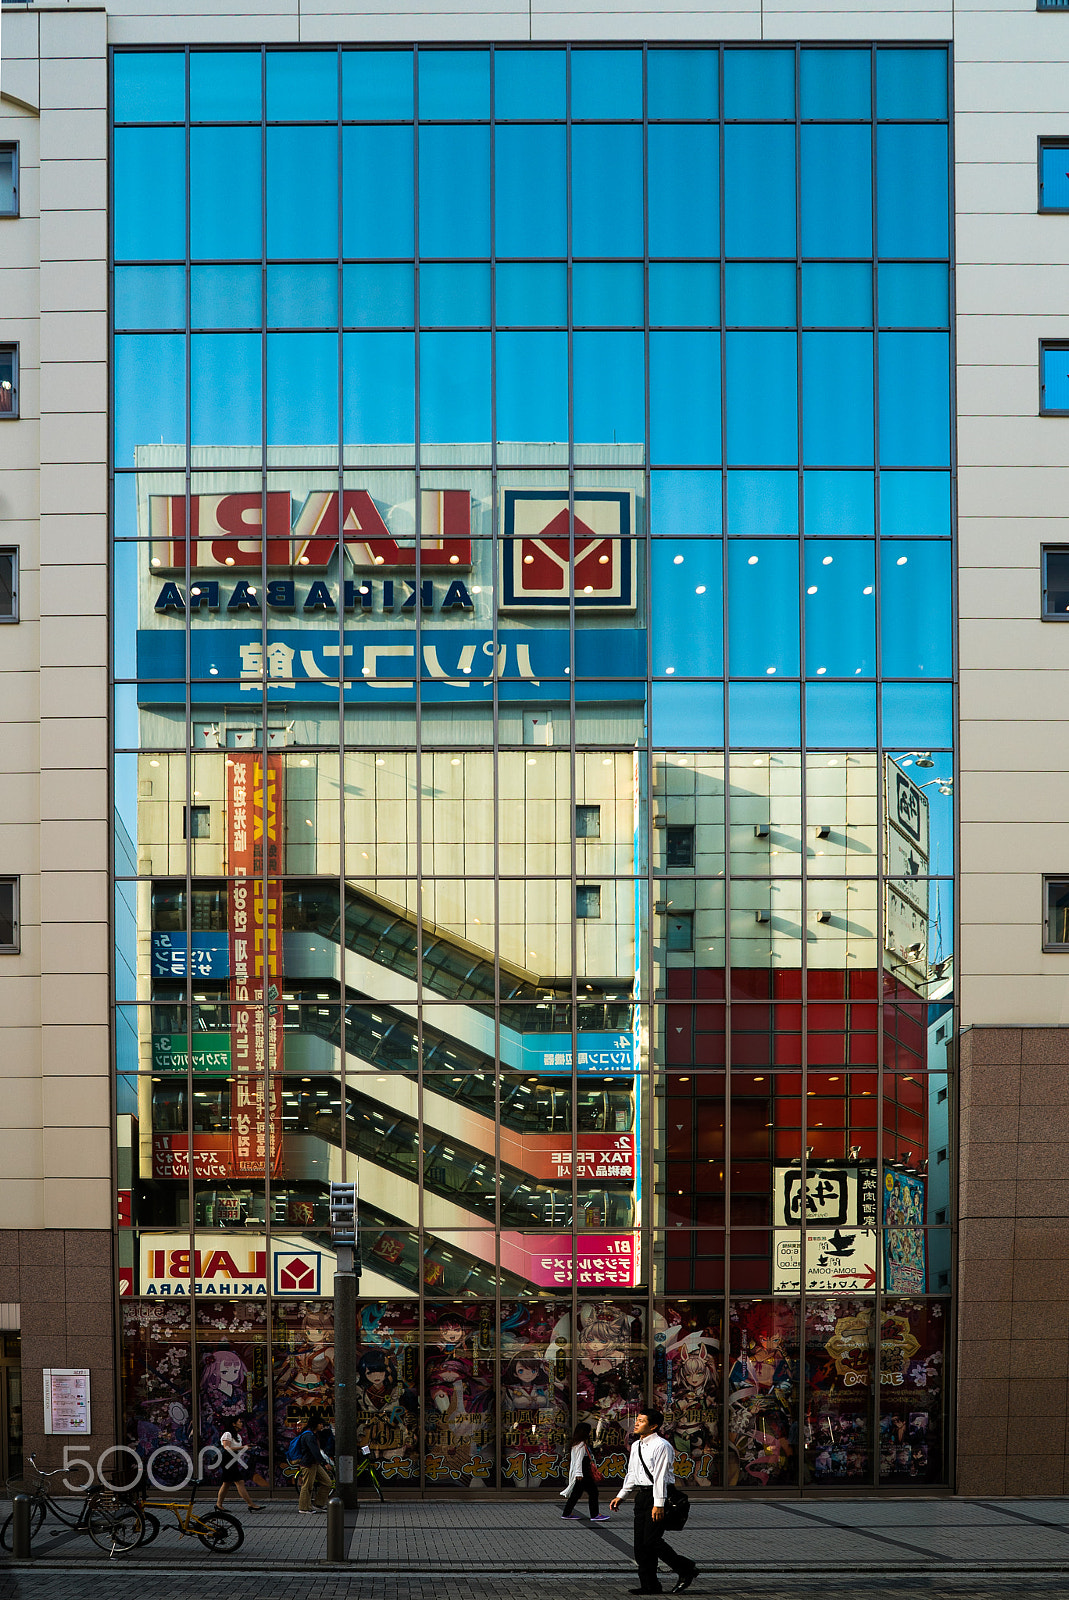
[3, 1495, 1069, 1595]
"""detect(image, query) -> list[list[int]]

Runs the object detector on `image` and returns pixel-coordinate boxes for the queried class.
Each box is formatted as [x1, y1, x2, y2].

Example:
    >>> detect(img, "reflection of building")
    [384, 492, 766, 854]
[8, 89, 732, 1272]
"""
[18, 7, 1061, 1494]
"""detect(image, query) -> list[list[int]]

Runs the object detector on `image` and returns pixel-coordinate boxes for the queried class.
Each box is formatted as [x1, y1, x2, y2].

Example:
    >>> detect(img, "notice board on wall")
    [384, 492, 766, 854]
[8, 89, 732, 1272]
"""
[43, 1368, 91, 1435]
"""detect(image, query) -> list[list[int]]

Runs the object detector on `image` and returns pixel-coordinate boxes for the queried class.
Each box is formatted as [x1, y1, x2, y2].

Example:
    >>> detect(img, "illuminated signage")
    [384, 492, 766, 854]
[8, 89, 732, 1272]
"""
[138, 1233, 333, 1295]
[500, 490, 635, 611]
[149, 488, 471, 572]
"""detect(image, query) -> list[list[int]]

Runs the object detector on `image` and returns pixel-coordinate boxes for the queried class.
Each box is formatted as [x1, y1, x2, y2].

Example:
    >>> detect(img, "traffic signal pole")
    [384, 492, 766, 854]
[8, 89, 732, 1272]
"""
[330, 1183, 360, 1514]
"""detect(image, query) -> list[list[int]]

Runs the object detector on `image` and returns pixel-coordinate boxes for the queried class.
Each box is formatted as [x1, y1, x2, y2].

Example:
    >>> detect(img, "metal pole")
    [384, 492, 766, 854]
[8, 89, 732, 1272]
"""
[333, 1251, 360, 1512]
[326, 1492, 346, 1563]
[11, 1493, 31, 1559]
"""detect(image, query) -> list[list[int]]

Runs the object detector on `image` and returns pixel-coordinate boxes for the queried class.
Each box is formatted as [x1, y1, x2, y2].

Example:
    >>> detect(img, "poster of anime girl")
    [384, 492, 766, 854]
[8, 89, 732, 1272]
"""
[804, 1299, 872, 1483]
[727, 1301, 797, 1487]
[273, 1298, 335, 1484]
[566, 1299, 646, 1483]
[122, 1302, 194, 1486]
[879, 1298, 947, 1483]
[354, 1301, 420, 1486]
[883, 1170, 927, 1294]
[499, 1301, 571, 1489]
[423, 1303, 495, 1488]
[197, 1300, 269, 1484]
[654, 1302, 722, 1486]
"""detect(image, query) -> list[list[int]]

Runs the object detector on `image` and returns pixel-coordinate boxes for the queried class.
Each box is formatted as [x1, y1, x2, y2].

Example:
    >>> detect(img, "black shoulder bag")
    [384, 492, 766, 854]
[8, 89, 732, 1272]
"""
[637, 1439, 690, 1531]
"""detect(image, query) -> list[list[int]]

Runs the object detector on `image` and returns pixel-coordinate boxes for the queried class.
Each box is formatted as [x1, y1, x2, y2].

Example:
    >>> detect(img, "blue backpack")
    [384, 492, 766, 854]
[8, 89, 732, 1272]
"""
[286, 1430, 309, 1464]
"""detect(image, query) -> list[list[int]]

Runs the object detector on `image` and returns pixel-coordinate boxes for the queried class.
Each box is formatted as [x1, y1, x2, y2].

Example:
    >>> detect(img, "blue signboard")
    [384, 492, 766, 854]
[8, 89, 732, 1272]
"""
[136, 627, 647, 704]
[520, 1031, 639, 1076]
[150, 931, 230, 979]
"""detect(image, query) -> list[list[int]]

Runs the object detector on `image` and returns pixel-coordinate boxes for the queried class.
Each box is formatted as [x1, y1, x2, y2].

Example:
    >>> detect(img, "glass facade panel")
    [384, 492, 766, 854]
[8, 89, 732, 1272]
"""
[112, 42, 955, 1493]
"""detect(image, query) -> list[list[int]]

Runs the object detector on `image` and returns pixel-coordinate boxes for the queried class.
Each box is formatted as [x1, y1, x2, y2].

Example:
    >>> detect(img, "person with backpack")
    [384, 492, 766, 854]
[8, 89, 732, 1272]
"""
[288, 1415, 332, 1514]
[610, 1409, 698, 1595]
[560, 1421, 610, 1522]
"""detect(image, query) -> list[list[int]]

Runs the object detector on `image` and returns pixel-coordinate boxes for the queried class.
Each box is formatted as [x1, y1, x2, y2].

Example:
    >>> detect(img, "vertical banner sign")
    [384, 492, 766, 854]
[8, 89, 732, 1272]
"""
[228, 753, 285, 1177]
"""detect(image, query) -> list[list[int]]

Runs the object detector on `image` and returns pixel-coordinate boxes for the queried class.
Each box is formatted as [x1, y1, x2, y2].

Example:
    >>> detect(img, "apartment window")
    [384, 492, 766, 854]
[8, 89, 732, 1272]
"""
[1041, 546, 1069, 618]
[1040, 342, 1069, 413]
[0, 346, 16, 417]
[666, 826, 695, 868]
[1040, 139, 1069, 210]
[0, 144, 17, 217]
[1044, 876, 1069, 948]
[0, 879, 18, 953]
[0, 549, 17, 621]
[576, 885, 601, 919]
[575, 805, 601, 839]
[666, 911, 694, 951]
[183, 805, 211, 840]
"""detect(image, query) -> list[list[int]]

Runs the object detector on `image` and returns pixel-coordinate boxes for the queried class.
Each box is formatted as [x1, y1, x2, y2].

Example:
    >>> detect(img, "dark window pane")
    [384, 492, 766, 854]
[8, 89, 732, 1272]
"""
[666, 827, 695, 867]
[494, 126, 566, 257]
[266, 50, 338, 121]
[576, 885, 602, 919]
[576, 805, 601, 838]
[419, 49, 490, 120]
[667, 912, 694, 950]
[343, 127, 414, 258]
[724, 126, 796, 257]
[191, 128, 262, 261]
[494, 50, 566, 119]
[267, 127, 338, 258]
[1043, 548, 1069, 617]
[571, 125, 643, 256]
[571, 49, 641, 119]
[648, 49, 718, 119]
[0, 144, 17, 216]
[342, 50, 413, 119]
[649, 126, 719, 256]
[190, 52, 261, 120]
[800, 48, 870, 119]
[419, 126, 490, 256]
[0, 880, 17, 950]
[114, 128, 186, 261]
[114, 52, 185, 121]
[1047, 880, 1069, 947]
[0, 551, 16, 619]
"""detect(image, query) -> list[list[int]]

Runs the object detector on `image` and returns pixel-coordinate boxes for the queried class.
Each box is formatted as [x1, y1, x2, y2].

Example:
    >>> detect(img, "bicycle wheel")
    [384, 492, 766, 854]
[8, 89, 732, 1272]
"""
[368, 1464, 385, 1503]
[87, 1498, 144, 1554]
[196, 1510, 245, 1553]
[1, 1495, 47, 1550]
[137, 1510, 161, 1548]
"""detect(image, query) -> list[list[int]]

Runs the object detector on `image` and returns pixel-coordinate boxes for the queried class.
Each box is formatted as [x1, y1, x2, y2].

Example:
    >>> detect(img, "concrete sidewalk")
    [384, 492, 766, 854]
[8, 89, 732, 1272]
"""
[5, 1496, 1069, 1575]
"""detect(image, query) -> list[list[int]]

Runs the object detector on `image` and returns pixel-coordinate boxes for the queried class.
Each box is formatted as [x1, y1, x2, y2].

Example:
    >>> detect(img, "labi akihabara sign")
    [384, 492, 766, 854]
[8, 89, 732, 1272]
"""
[135, 482, 644, 704]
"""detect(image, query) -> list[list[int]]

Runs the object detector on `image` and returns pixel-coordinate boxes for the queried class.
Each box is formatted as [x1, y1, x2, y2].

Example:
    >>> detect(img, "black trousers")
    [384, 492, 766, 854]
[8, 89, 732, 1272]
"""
[632, 1487, 690, 1592]
[563, 1461, 599, 1517]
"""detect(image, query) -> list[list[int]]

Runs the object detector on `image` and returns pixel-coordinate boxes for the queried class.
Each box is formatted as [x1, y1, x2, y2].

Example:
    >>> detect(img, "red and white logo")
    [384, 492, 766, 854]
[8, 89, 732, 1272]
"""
[500, 490, 634, 610]
[148, 488, 471, 573]
[274, 1252, 321, 1294]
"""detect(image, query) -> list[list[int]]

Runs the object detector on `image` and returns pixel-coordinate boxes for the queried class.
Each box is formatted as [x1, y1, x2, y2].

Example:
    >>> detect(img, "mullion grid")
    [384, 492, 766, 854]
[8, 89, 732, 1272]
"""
[112, 39, 954, 1496]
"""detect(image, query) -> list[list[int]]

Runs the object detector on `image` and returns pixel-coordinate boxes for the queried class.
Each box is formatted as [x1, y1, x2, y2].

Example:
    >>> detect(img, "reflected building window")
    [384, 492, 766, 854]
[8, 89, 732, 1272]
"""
[576, 885, 602, 919]
[575, 804, 601, 838]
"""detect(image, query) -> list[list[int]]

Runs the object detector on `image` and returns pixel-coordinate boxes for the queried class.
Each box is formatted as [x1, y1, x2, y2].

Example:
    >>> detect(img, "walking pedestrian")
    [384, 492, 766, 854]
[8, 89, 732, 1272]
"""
[294, 1415, 333, 1515]
[560, 1421, 610, 1521]
[610, 1409, 698, 1595]
[215, 1420, 265, 1512]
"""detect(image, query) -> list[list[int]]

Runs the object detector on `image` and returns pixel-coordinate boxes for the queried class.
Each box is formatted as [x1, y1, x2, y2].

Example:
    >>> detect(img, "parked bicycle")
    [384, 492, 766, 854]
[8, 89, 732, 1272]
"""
[282, 1444, 385, 1503]
[1, 1453, 143, 1555]
[132, 1478, 244, 1552]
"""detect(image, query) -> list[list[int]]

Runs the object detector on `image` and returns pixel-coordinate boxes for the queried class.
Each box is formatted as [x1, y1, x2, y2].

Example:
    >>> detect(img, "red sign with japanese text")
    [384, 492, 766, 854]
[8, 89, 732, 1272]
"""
[498, 1131, 637, 1185]
[227, 752, 284, 1177]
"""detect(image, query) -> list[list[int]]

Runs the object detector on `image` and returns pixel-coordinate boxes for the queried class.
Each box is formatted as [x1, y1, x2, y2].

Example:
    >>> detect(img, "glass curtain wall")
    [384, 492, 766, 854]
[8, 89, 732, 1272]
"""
[111, 41, 955, 1492]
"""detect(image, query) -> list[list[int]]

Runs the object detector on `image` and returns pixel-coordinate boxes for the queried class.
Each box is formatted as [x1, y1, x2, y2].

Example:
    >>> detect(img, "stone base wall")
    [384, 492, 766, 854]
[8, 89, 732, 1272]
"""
[957, 1027, 1069, 1495]
[0, 1229, 115, 1474]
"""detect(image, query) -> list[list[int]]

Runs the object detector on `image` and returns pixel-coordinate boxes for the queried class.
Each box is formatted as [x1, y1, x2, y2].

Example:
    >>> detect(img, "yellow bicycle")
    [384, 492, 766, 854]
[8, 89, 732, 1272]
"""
[134, 1479, 244, 1552]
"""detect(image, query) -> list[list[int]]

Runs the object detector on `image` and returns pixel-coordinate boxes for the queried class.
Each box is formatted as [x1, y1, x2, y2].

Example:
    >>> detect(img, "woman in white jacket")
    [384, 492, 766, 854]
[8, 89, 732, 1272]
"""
[561, 1421, 609, 1521]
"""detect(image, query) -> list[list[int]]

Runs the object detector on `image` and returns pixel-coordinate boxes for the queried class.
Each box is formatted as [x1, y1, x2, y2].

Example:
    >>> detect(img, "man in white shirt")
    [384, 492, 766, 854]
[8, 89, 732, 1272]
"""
[611, 1409, 698, 1595]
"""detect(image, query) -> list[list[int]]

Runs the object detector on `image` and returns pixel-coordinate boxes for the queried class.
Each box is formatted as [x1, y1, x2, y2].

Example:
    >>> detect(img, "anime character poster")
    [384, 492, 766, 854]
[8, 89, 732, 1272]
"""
[883, 1170, 927, 1293]
[727, 1301, 796, 1487]
[499, 1300, 571, 1489]
[804, 1299, 872, 1483]
[273, 1298, 335, 1485]
[196, 1299, 269, 1485]
[355, 1301, 420, 1486]
[423, 1303, 495, 1488]
[567, 1299, 646, 1482]
[122, 1302, 194, 1486]
[654, 1302, 721, 1487]
[879, 1298, 946, 1483]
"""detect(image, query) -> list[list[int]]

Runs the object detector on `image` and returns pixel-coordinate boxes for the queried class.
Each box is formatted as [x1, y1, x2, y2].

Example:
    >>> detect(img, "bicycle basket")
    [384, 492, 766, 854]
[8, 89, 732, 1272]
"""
[4, 1478, 32, 1503]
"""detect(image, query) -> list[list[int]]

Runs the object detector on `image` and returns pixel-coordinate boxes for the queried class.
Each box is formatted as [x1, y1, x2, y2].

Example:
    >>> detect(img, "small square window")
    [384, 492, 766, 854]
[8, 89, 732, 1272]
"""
[666, 826, 695, 868]
[0, 549, 17, 621]
[666, 911, 694, 951]
[1040, 342, 1069, 414]
[0, 145, 17, 218]
[1042, 546, 1069, 618]
[184, 805, 211, 840]
[575, 805, 601, 839]
[0, 346, 16, 418]
[576, 884, 601, 919]
[1040, 139, 1069, 211]
[1044, 876, 1069, 948]
[0, 879, 19, 953]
